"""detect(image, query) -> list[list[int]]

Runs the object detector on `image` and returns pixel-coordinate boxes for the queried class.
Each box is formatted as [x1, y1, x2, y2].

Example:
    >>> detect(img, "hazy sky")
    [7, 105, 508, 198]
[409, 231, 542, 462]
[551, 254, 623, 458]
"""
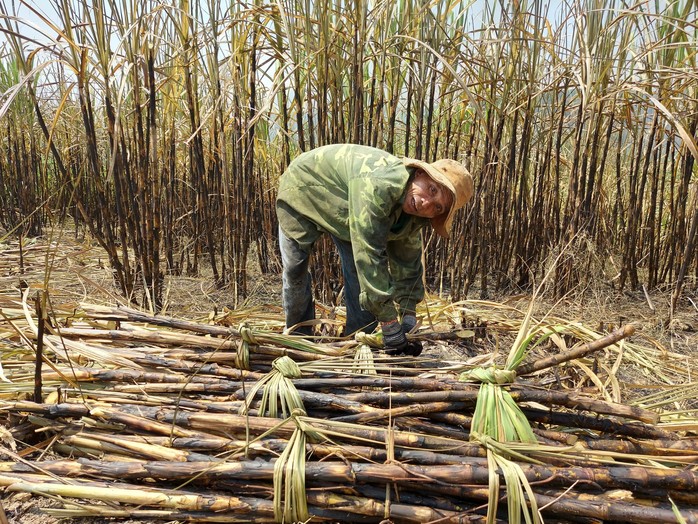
[14, 0, 569, 43]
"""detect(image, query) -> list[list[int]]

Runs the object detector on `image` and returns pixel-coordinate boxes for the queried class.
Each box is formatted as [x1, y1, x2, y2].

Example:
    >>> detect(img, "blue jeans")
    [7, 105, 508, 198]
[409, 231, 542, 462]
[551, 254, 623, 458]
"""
[279, 226, 378, 336]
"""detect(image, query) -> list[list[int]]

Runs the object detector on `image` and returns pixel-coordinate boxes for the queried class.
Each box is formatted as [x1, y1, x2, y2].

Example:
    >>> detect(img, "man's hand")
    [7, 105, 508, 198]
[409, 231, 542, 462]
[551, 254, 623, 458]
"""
[400, 340, 423, 356]
[381, 319, 423, 356]
[382, 319, 406, 349]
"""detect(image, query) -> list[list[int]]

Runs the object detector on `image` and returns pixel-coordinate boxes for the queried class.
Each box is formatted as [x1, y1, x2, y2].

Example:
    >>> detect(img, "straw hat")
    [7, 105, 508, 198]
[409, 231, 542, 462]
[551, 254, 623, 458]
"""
[402, 157, 474, 238]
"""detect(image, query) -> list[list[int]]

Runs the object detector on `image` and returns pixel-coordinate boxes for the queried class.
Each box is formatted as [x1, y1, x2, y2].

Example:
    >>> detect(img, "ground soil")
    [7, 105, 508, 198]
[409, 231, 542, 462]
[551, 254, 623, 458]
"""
[1, 230, 696, 523]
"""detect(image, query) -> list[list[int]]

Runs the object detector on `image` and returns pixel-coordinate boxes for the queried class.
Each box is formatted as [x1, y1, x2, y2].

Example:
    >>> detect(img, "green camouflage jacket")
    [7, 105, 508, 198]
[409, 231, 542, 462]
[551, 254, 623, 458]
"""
[276, 144, 429, 322]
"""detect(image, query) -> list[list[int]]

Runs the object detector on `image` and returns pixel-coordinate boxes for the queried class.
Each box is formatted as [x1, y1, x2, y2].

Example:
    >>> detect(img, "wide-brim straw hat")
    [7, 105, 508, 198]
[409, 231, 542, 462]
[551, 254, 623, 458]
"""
[402, 157, 474, 238]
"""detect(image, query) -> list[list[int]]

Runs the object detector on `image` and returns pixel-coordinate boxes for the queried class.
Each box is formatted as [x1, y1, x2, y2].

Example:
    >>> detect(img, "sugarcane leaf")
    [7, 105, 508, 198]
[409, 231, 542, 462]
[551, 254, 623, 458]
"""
[500, 390, 537, 443]
[498, 457, 522, 524]
[274, 425, 309, 523]
[273, 429, 291, 522]
[507, 325, 565, 370]
[486, 449, 500, 524]
[491, 450, 541, 524]
[240, 374, 271, 415]
[574, 359, 613, 403]
[514, 460, 541, 524]
[669, 497, 688, 524]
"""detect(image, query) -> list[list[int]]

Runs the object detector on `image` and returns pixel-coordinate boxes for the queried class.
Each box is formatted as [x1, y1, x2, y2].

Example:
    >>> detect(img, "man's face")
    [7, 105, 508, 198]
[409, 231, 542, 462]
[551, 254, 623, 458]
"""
[402, 170, 453, 219]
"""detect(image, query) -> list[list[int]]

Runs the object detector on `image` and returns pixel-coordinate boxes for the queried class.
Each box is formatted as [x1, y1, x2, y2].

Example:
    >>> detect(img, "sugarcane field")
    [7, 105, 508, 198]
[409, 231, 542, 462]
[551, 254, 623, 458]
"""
[1, 0, 697, 523]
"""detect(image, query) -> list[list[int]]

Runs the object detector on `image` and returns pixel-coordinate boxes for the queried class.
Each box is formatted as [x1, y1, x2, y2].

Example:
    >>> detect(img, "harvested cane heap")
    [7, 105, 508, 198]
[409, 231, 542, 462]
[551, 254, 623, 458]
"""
[2, 299, 698, 523]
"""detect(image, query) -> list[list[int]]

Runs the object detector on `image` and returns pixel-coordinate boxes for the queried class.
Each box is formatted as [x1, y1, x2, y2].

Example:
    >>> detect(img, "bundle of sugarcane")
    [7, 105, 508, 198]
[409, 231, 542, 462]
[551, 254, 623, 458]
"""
[2, 397, 698, 523]
[1, 298, 697, 523]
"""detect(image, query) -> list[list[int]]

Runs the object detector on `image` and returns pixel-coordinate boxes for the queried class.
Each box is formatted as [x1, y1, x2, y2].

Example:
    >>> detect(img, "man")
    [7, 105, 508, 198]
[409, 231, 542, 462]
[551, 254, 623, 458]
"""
[276, 143, 474, 355]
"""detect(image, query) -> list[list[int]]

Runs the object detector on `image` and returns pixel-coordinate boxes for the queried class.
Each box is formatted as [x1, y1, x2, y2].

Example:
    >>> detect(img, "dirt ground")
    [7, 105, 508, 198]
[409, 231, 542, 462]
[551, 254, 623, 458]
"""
[1, 230, 696, 523]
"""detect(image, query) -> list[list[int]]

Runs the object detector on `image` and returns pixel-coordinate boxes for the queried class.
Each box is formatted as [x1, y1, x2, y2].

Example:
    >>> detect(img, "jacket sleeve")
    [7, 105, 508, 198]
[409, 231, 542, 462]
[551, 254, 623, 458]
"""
[347, 176, 403, 322]
[387, 232, 424, 316]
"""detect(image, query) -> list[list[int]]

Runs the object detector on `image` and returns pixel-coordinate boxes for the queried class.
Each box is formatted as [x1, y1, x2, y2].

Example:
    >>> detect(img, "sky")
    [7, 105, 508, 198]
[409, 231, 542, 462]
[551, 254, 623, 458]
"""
[12, 0, 568, 45]
[3, 0, 61, 45]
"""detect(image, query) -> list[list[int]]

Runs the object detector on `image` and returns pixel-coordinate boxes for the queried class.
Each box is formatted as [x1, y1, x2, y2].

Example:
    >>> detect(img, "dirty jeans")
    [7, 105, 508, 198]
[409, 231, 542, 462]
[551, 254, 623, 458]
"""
[279, 226, 378, 336]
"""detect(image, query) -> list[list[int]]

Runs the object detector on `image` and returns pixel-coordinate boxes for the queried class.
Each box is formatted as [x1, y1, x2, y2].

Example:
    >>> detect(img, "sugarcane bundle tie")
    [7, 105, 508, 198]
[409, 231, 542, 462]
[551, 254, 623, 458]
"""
[461, 366, 536, 444]
[473, 432, 542, 524]
[353, 331, 382, 348]
[459, 312, 551, 522]
[461, 367, 516, 385]
[239, 324, 260, 345]
[272, 355, 302, 378]
[240, 356, 305, 418]
[235, 323, 257, 370]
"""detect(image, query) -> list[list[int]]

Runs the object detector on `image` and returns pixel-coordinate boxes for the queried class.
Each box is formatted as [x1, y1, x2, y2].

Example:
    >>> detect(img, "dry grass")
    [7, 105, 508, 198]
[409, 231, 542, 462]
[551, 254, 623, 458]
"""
[2, 227, 696, 399]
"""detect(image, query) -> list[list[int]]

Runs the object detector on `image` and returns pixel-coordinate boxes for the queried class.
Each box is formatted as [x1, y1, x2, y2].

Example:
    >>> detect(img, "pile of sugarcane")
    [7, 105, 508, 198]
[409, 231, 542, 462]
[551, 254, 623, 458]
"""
[1, 300, 698, 524]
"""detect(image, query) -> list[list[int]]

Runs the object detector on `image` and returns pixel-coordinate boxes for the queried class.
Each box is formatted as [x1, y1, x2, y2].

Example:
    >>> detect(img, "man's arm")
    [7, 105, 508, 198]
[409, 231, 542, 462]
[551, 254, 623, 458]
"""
[387, 232, 425, 319]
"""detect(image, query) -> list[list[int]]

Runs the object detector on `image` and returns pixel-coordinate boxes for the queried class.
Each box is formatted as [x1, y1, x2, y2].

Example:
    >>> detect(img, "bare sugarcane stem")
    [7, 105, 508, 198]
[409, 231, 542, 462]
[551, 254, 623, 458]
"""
[515, 324, 636, 376]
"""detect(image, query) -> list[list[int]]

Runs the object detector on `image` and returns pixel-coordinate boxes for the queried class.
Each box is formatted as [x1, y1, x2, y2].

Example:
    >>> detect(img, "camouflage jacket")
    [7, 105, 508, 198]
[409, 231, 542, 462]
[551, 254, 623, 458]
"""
[276, 144, 429, 322]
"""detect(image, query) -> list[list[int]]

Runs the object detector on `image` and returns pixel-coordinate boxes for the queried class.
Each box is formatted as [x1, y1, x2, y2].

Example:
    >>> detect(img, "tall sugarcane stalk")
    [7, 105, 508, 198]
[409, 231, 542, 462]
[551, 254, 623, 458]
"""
[3, 0, 697, 303]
